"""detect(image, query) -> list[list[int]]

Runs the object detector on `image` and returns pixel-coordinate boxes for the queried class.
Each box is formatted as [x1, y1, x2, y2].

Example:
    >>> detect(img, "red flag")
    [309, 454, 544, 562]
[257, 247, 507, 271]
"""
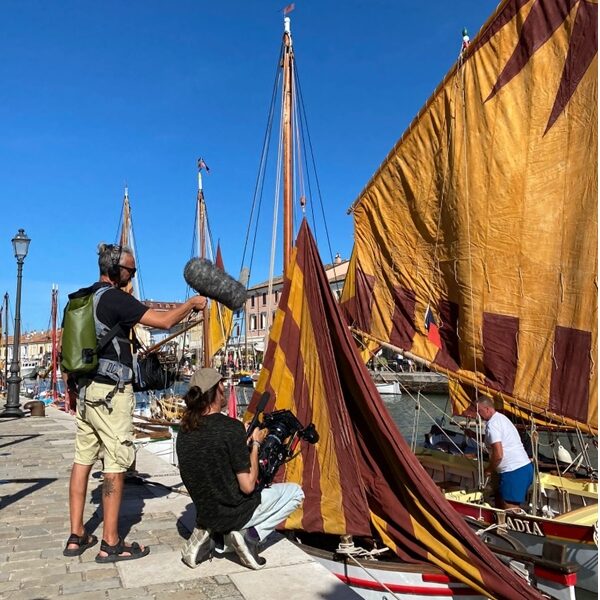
[198, 158, 210, 173]
[283, 3, 295, 15]
[424, 305, 442, 349]
[228, 383, 238, 419]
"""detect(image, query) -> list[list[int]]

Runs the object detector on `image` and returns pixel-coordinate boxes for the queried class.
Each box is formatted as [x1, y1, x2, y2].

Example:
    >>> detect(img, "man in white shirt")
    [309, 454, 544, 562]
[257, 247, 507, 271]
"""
[476, 396, 533, 510]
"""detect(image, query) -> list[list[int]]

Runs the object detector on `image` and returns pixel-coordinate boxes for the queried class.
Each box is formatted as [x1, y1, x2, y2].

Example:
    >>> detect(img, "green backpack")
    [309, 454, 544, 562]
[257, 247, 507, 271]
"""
[61, 284, 121, 375]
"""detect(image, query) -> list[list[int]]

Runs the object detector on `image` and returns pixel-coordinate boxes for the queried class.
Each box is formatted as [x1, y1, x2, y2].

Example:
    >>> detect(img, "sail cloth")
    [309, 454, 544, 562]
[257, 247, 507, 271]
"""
[208, 243, 234, 358]
[342, 0, 598, 434]
[248, 219, 540, 598]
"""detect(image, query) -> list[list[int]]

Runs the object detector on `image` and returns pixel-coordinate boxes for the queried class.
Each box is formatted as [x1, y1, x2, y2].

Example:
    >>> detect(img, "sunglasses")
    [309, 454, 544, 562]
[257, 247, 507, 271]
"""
[119, 264, 137, 277]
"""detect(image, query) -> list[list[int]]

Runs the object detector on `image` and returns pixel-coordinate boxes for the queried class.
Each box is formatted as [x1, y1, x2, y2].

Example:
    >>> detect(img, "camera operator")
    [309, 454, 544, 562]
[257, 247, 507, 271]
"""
[176, 368, 304, 570]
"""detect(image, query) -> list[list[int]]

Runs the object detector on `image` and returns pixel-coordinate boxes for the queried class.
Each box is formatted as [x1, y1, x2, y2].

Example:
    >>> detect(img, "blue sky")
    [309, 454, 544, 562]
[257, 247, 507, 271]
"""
[0, 0, 498, 332]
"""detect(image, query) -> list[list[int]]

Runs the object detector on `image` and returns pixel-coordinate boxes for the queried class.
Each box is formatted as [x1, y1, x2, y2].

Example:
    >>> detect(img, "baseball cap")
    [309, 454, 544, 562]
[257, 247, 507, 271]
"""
[189, 368, 223, 394]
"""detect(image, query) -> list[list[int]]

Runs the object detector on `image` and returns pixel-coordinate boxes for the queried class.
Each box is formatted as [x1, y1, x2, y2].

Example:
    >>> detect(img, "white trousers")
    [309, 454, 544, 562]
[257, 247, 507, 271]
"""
[242, 483, 304, 541]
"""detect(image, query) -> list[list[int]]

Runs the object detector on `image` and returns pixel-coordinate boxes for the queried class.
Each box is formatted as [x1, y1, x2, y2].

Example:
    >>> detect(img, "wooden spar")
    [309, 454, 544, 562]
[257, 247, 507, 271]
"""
[351, 326, 592, 434]
[139, 317, 202, 357]
[282, 17, 294, 272]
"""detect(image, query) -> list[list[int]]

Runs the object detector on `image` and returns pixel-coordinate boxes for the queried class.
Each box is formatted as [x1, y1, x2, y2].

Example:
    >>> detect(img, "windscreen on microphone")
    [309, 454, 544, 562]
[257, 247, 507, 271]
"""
[184, 257, 248, 311]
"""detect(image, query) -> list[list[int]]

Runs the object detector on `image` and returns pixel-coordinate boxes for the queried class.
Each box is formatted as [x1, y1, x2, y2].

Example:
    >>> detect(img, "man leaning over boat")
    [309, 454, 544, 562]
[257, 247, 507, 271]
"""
[476, 396, 534, 511]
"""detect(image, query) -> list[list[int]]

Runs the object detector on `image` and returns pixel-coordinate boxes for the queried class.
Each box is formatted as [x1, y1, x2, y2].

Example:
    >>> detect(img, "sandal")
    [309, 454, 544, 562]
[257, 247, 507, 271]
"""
[95, 537, 150, 563]
[63, 531, 98, 557]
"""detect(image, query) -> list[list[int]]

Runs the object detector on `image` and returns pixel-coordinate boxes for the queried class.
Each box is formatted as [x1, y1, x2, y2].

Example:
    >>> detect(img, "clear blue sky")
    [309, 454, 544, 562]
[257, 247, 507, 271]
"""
[0, 0, 498, 332]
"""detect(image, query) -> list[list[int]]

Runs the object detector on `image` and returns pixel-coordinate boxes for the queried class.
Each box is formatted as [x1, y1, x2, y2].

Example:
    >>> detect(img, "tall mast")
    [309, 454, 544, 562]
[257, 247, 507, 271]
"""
[282, 16, 294, 272]
[197, 163, 211, 368]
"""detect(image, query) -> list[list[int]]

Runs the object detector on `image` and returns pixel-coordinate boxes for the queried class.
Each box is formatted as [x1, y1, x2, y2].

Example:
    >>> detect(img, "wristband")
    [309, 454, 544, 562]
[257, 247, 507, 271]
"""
[251, 441, 261, 449]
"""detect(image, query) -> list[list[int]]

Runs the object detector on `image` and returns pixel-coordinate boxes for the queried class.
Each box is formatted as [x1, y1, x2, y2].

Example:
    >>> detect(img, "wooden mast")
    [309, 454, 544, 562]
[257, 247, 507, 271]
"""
[282, 16, 294, 272]
[197, 165, 211, 368]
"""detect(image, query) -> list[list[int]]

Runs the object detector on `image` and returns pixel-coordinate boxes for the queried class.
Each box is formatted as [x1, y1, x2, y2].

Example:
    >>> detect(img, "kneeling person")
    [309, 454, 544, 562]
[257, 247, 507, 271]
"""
[176, 369, 304, 569]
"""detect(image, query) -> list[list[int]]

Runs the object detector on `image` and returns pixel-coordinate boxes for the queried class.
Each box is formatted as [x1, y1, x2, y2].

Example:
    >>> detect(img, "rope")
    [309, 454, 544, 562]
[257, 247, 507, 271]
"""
[410, 392, 421, 453]
[336, 543, 402, 600]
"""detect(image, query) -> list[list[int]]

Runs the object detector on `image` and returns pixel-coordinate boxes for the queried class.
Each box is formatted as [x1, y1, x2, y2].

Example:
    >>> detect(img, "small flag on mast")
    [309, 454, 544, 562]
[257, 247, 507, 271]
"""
[424, 304, 442, 349]
[283, 3, 295, 15]
[198, 158, 210, 173]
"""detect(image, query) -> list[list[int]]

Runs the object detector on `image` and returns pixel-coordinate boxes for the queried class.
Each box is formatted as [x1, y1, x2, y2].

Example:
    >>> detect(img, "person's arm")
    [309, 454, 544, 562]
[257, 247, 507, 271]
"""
[485, 441, 503, 476]
[139, 295, 207, 330]
[236, 427, 267, 494]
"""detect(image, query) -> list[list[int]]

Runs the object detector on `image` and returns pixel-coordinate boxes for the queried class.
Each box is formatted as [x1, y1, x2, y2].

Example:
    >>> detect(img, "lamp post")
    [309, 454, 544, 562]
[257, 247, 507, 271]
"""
[0, 229, 31, 418]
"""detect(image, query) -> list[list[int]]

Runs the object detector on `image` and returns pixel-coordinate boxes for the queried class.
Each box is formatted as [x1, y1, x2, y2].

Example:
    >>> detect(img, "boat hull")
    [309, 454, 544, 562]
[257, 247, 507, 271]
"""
[296, 542, 486, 600]
[447, 498, 597, 594]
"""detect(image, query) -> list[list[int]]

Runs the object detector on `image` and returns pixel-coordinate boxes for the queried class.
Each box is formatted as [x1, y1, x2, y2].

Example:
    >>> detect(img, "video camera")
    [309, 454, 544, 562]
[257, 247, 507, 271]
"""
[247, 392, 319, 490]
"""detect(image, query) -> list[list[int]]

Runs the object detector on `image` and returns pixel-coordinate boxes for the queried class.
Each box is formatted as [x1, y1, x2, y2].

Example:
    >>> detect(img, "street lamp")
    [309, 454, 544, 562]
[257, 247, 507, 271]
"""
[0, 229, 31, 418]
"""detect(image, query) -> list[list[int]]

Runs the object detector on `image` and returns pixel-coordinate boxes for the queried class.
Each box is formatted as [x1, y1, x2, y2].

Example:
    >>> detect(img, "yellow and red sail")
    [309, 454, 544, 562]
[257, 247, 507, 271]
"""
[208, 243, 234, 358]
[341, 0, 597, 433]
[247, 219, 540, 598]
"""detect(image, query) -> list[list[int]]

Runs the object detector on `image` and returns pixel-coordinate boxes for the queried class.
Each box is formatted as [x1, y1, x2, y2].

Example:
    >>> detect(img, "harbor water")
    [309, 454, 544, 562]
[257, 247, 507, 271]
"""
[136, 384, 597, 470]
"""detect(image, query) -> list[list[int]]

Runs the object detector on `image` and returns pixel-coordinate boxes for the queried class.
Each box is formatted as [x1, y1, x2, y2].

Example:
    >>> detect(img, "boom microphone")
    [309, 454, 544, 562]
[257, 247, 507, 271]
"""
[184, 257, 248, 311]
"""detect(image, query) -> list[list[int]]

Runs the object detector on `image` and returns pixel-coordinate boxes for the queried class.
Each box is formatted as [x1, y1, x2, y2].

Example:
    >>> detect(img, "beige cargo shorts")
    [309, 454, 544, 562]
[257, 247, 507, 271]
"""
[74, 381, 135, 473]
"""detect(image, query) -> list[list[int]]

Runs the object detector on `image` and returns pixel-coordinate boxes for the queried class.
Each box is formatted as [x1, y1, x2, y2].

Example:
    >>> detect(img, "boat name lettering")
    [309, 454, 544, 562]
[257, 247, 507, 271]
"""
[502, 515, 544, 537]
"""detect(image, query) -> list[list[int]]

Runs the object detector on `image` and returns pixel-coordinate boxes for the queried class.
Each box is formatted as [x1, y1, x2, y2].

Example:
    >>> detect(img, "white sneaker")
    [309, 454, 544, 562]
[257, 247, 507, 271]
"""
[181, 527, 213, 568]
[228, 530, 266, 570]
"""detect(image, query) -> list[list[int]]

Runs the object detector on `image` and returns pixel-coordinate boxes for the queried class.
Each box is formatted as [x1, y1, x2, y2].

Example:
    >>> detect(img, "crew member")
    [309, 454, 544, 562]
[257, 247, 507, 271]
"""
[476, 396, 534, 510]
[176, 368, 304, 570]
[64, 243, 207, 562]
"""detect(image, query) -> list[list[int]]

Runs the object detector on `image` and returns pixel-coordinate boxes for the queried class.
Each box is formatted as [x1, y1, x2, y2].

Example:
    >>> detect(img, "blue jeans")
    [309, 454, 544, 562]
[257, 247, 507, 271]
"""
[242, 483, 304, 541]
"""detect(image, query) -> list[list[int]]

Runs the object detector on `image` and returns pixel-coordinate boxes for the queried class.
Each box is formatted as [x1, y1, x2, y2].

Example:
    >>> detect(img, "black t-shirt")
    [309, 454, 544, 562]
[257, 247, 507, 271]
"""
[176, 413, 261, 532]
[92, 282, 149, 383]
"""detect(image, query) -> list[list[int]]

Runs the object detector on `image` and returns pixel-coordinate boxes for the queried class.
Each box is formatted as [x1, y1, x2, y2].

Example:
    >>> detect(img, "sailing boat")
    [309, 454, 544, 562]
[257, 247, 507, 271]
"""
[148, 161, 236, 424]
[339, 0, 597, 594]
[244, 8, 579, 600]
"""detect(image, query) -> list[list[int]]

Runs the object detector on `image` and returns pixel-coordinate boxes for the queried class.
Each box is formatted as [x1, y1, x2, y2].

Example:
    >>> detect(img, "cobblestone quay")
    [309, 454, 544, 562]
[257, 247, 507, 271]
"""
[0, 405, 353, 599]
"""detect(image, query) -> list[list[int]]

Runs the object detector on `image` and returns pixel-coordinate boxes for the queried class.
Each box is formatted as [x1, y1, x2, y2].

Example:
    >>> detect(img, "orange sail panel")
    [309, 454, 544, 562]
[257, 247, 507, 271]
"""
[247, 219, 541, 598]
[343, 0, 598, 433]
[208, 244, 234, 358]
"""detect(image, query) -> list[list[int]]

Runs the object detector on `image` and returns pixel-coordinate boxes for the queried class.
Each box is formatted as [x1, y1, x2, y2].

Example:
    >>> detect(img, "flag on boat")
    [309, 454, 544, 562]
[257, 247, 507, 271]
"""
[340, 0, 597, 434]
[197, 158, 210, 173]
[283, 3, 295, 15]
[208, 243, 234, 358]
[246, 219, 540, 598]
[424, 305, 441, 349]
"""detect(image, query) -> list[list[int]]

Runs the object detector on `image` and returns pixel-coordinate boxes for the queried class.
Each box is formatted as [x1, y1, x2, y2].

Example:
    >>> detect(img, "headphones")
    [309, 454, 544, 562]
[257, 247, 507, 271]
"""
[107, 244, 123, 281]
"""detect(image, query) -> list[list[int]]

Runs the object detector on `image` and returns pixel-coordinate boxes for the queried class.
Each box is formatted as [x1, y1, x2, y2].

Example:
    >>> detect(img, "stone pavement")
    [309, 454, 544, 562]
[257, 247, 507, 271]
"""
[0, 404, 357, 599]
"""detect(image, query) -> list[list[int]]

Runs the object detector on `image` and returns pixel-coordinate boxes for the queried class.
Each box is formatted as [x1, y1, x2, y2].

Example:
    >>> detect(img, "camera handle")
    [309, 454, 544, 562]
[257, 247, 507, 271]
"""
[246, 391, 270, 439]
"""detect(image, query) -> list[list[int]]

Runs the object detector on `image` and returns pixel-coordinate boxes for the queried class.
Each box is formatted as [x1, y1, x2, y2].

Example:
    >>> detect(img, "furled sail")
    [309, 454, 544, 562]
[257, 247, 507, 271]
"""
[208, 242, 234, 358]
[248, 219, 540, 598]
[341, 0, 598, 434]
[117, 186, 141, 299]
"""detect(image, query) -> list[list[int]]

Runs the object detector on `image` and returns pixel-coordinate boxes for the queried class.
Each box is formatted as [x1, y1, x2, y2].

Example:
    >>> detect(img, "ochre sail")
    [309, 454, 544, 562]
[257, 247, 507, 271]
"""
[208, 243, 234, 358]
[247, 219, 541, 598]
[341, 0, 598, 433]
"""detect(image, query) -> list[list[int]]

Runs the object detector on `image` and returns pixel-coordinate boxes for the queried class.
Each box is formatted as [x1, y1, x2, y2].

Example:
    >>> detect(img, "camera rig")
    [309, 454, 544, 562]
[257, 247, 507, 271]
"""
[247, 393, 319, 490]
